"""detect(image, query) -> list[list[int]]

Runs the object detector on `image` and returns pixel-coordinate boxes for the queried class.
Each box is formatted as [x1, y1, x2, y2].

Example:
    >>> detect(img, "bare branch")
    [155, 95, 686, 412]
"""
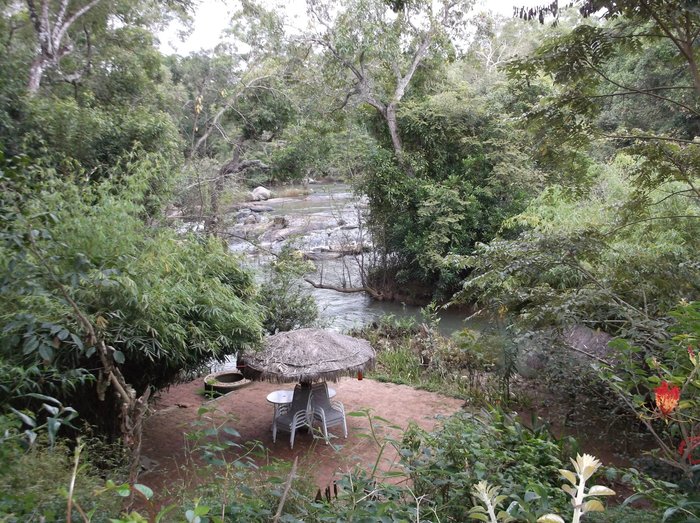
[54, 0, 102, 53]
[605, 214, 700, 236]
[304, 278, 385, 300]
[599, 132, 699, 145]
[584, 59, 700, 118]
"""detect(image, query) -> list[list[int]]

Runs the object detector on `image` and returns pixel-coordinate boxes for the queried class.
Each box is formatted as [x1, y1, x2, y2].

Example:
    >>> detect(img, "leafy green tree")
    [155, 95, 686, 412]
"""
[1, 2, 186, 202]
[456, 156, 699, 336]
[13, 0, 192, 94]
[356, 60, 538, 297]
[0, 155, 262, 453]
[509, 1, 700, 201]
[307, 0, 473, 174]
[167, 2, 304, 234]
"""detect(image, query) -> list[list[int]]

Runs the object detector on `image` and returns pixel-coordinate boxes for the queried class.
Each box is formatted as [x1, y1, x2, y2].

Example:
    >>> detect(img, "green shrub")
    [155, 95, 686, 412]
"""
[354, 315, 502, 401]
[0, 157, 263, 433]
[256, 250, 318, 334]
[0, 416, 122, 522]
[400, 409, 571, 521]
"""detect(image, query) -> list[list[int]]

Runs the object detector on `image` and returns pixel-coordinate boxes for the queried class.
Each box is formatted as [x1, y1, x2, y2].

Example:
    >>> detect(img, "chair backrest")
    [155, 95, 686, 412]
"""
[290, 384, 312, 413]
[310, 382, 332, 410]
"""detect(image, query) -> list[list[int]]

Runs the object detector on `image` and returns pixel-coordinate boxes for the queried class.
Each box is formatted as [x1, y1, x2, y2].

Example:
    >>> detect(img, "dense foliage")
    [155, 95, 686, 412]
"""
[0, 155, 262, 432]
[1, 0, 699, 520]
[360, 82, 536, 296]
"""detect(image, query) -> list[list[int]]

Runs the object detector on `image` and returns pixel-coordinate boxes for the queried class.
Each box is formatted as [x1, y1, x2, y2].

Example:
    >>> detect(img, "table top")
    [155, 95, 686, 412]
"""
[266, 387, 336, 405]
[266, 390, 294, 404]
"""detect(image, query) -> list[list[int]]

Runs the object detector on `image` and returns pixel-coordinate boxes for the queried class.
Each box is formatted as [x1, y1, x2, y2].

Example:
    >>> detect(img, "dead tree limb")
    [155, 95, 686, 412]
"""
[304, 278, 384, 301]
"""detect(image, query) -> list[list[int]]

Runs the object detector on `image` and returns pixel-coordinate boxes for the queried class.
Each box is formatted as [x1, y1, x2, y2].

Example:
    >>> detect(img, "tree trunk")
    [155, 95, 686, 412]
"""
[685, 47, 700, 96]
[385, 103, 414, 177]
[206, 141, 243, 236]
[28, 57, 45, 94]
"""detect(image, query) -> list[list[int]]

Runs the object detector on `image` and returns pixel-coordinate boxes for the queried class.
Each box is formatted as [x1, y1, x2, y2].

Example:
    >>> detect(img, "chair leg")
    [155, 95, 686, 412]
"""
[323, 422, 329, 444]
[290, 426, 295, 449]
[272, 421, 277, 443]
[342, 416, 348, 438]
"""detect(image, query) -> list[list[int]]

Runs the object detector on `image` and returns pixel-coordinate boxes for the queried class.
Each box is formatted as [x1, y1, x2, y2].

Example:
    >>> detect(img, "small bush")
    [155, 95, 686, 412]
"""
[257, 250, 318, 334]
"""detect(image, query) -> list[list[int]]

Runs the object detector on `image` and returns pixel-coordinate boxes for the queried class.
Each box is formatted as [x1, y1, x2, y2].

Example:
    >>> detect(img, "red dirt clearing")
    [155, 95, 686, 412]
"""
[140, 377, 464, 492]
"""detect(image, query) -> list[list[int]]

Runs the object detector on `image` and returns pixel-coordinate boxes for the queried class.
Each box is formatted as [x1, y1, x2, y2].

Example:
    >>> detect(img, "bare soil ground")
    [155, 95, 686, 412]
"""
[140, 377, 464, 494]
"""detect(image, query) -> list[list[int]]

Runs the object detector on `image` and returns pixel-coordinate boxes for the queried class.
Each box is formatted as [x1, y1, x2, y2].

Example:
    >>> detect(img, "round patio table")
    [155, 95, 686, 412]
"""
[266, 387, 336, 425]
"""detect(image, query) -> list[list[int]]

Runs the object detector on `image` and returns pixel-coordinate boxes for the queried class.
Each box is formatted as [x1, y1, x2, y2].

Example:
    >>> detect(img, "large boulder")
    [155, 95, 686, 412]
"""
[250, 186, 271, 201]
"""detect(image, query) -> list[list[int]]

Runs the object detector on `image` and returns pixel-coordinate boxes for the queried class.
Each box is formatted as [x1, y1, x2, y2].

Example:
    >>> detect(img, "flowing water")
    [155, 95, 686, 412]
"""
[228, 183, 490, 335]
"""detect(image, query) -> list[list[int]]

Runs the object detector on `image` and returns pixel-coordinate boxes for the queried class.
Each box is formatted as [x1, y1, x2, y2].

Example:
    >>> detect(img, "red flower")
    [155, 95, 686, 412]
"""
[678, 436, 700, 465]
[689, 346, 696, 359]
[654, 381, 680, 417]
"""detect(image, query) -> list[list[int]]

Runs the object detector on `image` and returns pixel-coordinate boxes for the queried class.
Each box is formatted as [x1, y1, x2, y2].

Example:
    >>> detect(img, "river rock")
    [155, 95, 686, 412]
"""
[337, 242, 371, 255]
[304, 251, 343, 261]
[272, 216, 289, 229]
[562, 325, 612, 358]
[250, 186, 271, 201]
[249, 205, 274, 213]
[234, 209, 252, 221]
[244, 214, 259, 225]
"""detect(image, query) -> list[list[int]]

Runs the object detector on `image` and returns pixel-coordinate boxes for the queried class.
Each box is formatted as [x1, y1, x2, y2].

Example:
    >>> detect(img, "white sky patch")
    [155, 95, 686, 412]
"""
[158, 0, 544, 55]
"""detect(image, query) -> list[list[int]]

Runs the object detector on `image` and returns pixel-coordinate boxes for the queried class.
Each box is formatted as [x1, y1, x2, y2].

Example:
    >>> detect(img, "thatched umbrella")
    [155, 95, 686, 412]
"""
[239, 328, 375, 383]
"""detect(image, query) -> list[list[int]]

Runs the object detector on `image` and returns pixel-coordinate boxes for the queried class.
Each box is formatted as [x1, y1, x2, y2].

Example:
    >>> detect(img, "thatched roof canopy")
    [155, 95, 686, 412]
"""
[240, 328, 375, 383]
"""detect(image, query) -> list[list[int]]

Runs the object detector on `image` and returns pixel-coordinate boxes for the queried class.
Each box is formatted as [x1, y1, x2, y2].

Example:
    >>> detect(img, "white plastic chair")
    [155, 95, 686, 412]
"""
[311, 382, 347, 444]
[272, 385, 312, 449]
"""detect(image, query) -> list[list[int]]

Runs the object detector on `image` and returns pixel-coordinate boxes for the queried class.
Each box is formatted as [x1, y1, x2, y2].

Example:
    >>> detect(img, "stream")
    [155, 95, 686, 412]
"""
[227, 183, 487, 335]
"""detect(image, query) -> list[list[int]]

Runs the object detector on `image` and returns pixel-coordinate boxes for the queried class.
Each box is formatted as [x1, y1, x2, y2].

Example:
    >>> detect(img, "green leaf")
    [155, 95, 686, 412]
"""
[113, 350, 125, 364]
[223, 427, 240, 437]
[26, 393, 62, 405]
[662, 507, 679, 522]
[43, 403, 59, 416]
[46, 417, 61, 444]
[154, 504, 178, 523]
[38, 343, 54, 361]
[24, 429, 37, 445]
[133, 484, 153, 500]
[23, 336, 40, 354]
[10, 408, 36, 428]
[524, 491, 541, 502]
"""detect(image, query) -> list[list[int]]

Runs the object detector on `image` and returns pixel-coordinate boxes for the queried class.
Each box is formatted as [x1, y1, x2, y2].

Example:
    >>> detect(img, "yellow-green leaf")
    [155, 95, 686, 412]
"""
[583, 500, 605, 513]
[537, 514, 565, 523]
[587, 485, 615, 496]
[559, 469, 577, 485]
